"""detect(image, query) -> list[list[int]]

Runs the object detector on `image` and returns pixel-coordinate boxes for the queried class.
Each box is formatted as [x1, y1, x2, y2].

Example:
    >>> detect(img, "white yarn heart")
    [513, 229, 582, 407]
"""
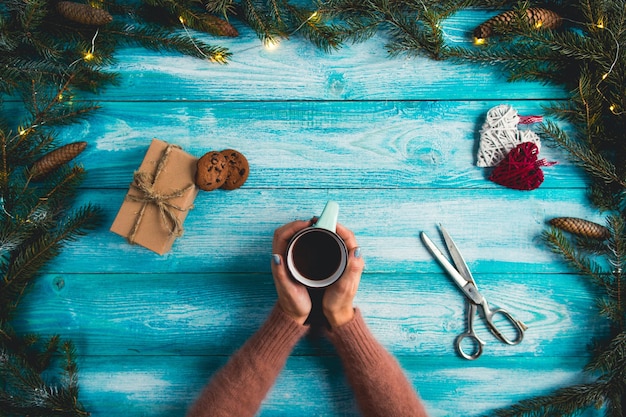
[476, 104, 542, 167]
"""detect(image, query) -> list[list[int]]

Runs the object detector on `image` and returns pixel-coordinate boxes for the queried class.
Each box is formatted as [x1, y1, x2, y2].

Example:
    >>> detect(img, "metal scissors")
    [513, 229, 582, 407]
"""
[420, 225, 527, 360]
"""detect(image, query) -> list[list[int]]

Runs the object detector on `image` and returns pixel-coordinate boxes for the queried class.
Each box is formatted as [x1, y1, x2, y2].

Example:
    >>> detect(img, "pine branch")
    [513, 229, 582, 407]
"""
[141, 0, 238, 37]
[543, 227, 610, 293]
[540, 120, 624, 188]
[204, 0, 236, 17]
[240, 0, 284, 44]
[493, 382, 608, 416]
[282, 4, 342, 51]
[1, 199, 102, 319]
[104, 22, 231, 62]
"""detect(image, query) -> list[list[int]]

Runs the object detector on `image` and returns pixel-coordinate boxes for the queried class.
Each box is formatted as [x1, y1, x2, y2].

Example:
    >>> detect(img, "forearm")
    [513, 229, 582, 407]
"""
[187, 305, 308, 417]
[326, 309, 429, 417]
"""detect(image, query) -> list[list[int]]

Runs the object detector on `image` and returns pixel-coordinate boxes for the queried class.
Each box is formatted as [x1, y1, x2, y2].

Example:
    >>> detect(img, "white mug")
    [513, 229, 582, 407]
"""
[286, 201, 348, 288]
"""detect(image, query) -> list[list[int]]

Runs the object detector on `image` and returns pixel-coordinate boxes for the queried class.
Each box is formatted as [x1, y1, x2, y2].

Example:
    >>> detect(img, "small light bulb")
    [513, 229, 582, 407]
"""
[602, 73, 609, 80]
[309, 11, 320, 22]
[179, 16, 185, 24]
[84, 52, 94, 61]
[609, 104, 617, 112]
[264, 38, 279, 50]
[534, 20, 543, 29]
[18, 128, 27, 136]
[596, 21, 604, 29]
[474, 37, 485, 45]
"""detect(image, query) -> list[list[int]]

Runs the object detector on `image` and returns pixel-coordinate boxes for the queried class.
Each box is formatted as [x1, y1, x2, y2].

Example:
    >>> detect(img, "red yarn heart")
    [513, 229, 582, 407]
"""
[489, 142, 554, 190]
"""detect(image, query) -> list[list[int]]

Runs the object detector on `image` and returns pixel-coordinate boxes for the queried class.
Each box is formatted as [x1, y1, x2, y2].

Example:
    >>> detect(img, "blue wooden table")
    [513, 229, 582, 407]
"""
[13, 11, 606, 417]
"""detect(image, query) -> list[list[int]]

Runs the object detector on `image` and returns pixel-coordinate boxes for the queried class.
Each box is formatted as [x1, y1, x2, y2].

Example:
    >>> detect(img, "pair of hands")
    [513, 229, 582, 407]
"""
[271, 220, 364, 328]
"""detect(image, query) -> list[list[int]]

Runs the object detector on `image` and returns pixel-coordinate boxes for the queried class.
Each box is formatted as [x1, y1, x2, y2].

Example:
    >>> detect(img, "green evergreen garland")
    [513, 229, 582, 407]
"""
[1, 0, 624, 415]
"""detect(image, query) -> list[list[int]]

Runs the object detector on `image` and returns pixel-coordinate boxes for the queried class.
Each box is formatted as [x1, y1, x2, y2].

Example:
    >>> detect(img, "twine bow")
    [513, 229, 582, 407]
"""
[126, 144, 194, 244]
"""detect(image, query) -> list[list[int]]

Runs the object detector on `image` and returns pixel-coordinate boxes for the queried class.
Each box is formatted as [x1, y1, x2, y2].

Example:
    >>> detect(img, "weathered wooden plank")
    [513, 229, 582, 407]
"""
[46, 187, 602, 274]
[56, 100, 585, 189]
[74, 355, 599, 417]
[95, 11, 567, 101]
[14, 271, 607, 358]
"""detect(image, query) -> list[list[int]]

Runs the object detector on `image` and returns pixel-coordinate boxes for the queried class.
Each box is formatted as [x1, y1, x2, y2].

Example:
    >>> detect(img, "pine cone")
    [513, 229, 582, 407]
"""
[31, 141, 88, 181]
[474, 8, 562, 39]
[56, 1, 113, 26]
[184, 13, 238, 38]
[549, 217, 610, 240]
[200, 14, 238, 37]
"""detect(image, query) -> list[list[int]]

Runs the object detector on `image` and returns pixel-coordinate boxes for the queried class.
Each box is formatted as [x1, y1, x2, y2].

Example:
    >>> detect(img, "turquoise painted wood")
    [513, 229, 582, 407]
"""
[11, 9, 607, 417]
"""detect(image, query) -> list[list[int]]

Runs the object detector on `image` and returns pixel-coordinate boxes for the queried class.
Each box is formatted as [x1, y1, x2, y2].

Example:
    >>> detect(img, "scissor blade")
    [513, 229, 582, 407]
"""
[438, 225, 476, 286]
[421, 232, 484, 305]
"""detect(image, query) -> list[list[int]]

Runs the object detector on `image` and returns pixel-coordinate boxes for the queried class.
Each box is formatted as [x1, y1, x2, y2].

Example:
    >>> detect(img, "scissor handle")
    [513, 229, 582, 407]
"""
[455, 303, 486, 360]
[455, 331, 486, 360]
[483, 305, 526, 345]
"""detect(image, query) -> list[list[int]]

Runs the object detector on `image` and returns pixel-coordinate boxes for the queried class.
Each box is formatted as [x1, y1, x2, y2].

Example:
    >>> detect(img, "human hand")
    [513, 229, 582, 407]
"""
[323, 223, 364, 328]
[271, 220, 313, 325]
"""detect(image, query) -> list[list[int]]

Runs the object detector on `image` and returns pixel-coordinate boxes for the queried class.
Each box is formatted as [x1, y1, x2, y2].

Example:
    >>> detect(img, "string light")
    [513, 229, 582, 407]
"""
[69, 29, 99, 67]
[309, 11, 320, 23]
[589, 19, 622, 114]
[263, 38, 280, 50]
[179, 10, 322, 57]
[473, 37, 486, 45]
[178, 15, 228, 62]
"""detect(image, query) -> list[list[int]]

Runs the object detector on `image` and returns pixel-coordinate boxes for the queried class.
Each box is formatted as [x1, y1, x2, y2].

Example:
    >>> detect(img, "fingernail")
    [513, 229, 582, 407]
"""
[354, 247, 362, 259]
[272, 254, 281, 265]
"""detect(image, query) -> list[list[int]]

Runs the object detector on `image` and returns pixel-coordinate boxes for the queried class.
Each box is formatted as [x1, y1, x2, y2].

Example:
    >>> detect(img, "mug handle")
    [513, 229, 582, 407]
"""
[305, 288, 330, 330]
[314, 201, 339, 233]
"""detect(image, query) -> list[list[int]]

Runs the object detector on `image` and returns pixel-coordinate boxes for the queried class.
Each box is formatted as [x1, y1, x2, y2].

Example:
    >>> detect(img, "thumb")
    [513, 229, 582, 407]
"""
[271, 254, 289, 283]
[345, 247, 364, 280]
[336, 247, 364, 293]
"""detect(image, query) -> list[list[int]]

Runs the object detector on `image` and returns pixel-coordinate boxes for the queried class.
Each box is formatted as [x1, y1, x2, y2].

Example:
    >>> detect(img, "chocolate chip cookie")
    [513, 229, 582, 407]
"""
[220, 149, 249, 190]
[195, 151, 227, 191]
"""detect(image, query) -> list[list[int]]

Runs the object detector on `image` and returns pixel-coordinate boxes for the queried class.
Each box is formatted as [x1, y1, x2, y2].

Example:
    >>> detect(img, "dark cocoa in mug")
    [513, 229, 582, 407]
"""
[286, 201, 348, 288]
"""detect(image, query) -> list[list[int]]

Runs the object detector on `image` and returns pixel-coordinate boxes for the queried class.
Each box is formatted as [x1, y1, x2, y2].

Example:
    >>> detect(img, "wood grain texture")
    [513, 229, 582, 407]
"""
[44, 187, 601, 274]
[60, 100, 585, 189]
[14, 271, 606, 358]
[74, 356, 599, 417]
[10, 6, 607, 417]
[95, 11, 568, 102]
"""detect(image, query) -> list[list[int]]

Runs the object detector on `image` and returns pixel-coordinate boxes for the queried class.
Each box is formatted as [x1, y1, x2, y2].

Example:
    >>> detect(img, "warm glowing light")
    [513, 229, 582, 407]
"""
[84, 52, 94, 61]
[602, 73, 609, 80]
[309, 11, 320, 22]
[264, 38, 279, 50]
[18, 128, 27, 136]
[179, 16, 185, 24]
[609, 104, 617, 112]
[211, 53, 225, 63]
[57, 94, 64, 100]
[474, 37, 485, 45]
[534, 20, 543, 29]
[596, 21, 604, 29]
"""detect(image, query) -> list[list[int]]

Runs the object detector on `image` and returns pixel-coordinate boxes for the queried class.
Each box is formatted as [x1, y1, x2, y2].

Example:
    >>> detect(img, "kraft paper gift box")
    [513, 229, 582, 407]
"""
[110, 138, 199, 255]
